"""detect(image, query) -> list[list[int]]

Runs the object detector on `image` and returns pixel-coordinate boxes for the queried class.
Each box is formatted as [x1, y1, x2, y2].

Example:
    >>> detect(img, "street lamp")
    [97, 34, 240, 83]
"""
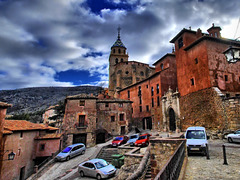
[223, 46, 240, 63]
[0, 150, 16, 161]
[7, 151, 15, 160]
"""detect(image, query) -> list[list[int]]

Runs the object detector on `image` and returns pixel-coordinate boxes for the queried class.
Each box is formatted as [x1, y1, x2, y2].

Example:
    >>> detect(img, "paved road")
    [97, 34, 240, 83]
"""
[37, 140, 114, 180]
[185, 139, 240, 180]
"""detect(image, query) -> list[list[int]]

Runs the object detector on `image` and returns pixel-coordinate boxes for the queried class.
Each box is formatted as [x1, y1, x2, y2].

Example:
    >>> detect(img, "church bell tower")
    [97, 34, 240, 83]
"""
[108, 27, 129, 97]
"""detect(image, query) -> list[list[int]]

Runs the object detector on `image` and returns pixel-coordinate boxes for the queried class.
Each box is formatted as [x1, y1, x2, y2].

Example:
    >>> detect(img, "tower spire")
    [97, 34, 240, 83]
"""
[117, 26, 121, 39]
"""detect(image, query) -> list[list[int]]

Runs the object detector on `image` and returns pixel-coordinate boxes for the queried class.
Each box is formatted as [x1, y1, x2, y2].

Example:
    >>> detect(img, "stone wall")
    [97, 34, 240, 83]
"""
[150, 138, 186, 179]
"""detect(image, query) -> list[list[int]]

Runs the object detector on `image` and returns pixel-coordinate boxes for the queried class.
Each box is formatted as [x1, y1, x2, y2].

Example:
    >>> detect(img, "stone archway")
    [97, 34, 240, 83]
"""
[95, 129, 108, 144]
[162, 87, 181, 132]
[169, 108, 176, 131]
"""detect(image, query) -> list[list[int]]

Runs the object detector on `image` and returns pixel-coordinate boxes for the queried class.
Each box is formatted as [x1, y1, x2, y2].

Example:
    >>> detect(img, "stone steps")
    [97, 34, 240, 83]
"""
[145, 164, 152, 180]
[97, 148, 118, 163]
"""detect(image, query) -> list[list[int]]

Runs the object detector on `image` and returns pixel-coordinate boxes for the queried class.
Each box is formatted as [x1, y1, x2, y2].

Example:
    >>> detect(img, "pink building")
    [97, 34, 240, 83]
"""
[0, 104, 62, 180]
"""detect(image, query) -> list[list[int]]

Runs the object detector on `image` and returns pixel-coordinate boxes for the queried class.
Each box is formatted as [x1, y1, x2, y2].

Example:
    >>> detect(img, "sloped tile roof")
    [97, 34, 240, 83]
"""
[4, 120, 58, 131]
[0, 102, 12, 108]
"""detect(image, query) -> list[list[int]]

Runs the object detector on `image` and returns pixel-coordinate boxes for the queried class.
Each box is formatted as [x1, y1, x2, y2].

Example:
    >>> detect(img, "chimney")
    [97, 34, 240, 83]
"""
[207, 23, 221, 38]
[196, 28, 202, 38]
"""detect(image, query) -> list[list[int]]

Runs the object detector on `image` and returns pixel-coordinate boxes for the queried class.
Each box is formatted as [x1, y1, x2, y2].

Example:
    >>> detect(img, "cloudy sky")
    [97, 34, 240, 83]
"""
[0, 0, 239, 90]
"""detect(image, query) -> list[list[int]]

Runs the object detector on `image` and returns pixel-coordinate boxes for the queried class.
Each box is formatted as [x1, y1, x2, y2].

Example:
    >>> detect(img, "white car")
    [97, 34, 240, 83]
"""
[185, 126, 209, 155]
[227, 129, 240, 143]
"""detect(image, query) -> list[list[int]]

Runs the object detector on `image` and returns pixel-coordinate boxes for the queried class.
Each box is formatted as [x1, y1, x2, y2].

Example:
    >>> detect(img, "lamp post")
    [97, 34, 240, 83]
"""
[223, 46, 240, 63]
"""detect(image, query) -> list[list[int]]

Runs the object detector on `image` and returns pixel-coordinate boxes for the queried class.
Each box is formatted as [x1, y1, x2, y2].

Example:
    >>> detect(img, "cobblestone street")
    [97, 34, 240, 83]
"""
[185, 139, 240, 180]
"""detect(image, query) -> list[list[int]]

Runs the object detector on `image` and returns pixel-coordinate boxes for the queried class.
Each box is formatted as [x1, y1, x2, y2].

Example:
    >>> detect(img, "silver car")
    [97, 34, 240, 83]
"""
[227, 129, 240, 143]
[55, 143, 85, 161]
[78, 159, 116, 179]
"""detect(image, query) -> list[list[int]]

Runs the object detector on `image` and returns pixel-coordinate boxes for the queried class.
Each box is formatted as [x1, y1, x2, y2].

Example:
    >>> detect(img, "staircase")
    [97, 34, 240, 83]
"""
[144, 164, 152, 180]
[97, 147, 118, 163]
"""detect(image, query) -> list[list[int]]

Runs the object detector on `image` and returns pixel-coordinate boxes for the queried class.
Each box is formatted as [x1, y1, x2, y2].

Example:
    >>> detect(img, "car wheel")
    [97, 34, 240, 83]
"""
[79, 171, 84, 177]
[66, 156, 70, 161]
[96, 174, 102, 180]
[81, 150, 85, 155]
[228, 137, 233, 143]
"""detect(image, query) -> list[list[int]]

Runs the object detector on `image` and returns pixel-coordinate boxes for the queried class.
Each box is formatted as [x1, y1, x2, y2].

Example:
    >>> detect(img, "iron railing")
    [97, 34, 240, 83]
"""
[155, 141, 185, 180]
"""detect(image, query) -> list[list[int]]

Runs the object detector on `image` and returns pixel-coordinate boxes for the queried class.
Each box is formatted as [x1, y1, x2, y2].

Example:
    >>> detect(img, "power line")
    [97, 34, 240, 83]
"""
[233, 17, 240, 39]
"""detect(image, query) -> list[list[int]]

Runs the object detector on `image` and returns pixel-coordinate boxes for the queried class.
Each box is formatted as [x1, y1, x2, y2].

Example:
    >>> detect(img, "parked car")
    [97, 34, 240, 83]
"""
[227, 129, 240, 143]
[111, 136, 129, 147]
[134, 133, 151, 147]
[55, 143, 86, 161]
[185, 126, 209, 155]
[127, 134, 139, 146]
[78, 158, 116, 180]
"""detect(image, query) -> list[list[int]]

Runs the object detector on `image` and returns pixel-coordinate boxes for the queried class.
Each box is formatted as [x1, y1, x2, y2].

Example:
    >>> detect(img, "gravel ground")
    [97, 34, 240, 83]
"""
[185, 139, 240, 180]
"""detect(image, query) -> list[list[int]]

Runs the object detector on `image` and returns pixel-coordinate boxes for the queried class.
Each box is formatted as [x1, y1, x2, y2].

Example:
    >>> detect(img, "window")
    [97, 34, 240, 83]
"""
[125, 71, 129, 75]
[146, 85, 148, 88]
[128, 90, 130, 98]
[119, 103, 123, 107]
[190, 78, 195, 86]
[118, 49, 121, 54]
[120, 114, 124, 121]
[79, 100, 85, 106]
[115, 58, 118, 64]
[152, 98, 154, 107]
[225, 75, 228, 81]
[131, 108, 133, 113]
[146, 105, 149, 112]
[111, 116, 115, 122]
[138, 86, 141, 96]
[96, 118, 98, 124]
[215, 74, 218, 79]
[151, 87, 154, 96]
[113, 49, 115, 53]
[39, 144, 45, 151]
[20, 131, 23, 138]
[139, 96, 142, 104]
[157, 96, 160, 106]
[215, 32, 218, 37]
[161, 64, 164, 70]
[105, 103, 109, 108]
[226, 93, 230, 98]
[156, 84, 159, 94]
[178, 37, 183, 49]
[139, 106, 142, 112]
[140, 71, 144, 76]
[121, 58, 123, 62]
[79, 115, 86, 127]
[195, 58, 198, 64]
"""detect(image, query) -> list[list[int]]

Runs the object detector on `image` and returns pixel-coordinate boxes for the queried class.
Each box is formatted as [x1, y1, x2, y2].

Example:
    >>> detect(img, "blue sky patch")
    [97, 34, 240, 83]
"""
[55, 70, 100, 85]
[84, 0, 137, 14]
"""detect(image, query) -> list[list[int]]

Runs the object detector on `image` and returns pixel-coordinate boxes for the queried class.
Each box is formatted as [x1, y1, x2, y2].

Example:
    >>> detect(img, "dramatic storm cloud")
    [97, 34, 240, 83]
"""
[0, 0, 239, 90]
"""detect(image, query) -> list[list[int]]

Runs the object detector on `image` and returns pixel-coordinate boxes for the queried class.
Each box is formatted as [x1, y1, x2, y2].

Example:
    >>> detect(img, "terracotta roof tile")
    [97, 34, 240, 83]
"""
[4, 120, 58, 131]
[3, 129, 13, 134]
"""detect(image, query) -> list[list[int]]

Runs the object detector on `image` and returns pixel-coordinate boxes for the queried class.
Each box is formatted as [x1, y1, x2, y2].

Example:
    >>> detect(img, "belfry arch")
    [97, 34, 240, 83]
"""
[162, 87, 181, 132]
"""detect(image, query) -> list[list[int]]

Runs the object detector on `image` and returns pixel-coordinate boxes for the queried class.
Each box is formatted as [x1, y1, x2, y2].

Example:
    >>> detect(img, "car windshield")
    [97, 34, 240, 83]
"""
[130, 135, 138, 139]
[138, 135, 147, 140]
[235, 130, 240, 134]
[186, 130, 205, 139]
[95, 161, 109, 169]
[62, 147, 72, 153]
[114, 137, 123, 141]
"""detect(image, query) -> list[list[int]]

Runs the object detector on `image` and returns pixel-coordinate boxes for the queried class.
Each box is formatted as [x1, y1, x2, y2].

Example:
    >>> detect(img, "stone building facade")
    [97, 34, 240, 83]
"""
[63, 93, 132, 147]
[111, 24, 240, 132]
[108, 28, 155, 97]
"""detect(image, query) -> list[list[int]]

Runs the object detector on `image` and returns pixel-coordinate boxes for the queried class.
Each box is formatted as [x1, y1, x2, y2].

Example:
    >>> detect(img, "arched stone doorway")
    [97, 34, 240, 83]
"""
[169, 108, 176, 131]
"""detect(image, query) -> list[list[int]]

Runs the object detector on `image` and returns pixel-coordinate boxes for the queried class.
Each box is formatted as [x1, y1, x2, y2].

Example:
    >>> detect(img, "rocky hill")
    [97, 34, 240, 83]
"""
[0, 86, 103, 115]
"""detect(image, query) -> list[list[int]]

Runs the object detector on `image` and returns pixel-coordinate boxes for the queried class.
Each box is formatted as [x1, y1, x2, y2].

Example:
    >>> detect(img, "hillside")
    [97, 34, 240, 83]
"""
[0, 86, 103, 116]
